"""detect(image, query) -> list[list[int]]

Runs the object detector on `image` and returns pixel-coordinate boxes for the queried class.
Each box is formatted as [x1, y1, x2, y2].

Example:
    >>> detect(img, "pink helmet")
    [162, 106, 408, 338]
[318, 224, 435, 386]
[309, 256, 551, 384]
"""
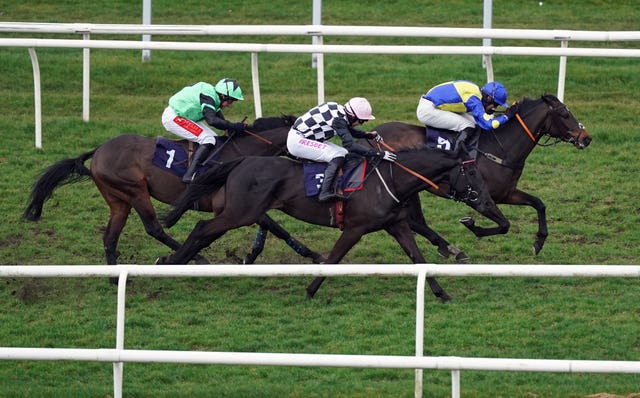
[344, 97, 375, 120]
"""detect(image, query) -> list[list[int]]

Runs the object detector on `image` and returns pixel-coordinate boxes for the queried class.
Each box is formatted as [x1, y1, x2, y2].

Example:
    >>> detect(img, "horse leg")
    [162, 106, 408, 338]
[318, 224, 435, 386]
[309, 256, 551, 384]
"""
[501, 189, 548, 255]
[247, 214, 326, 264]
[156, 217, 233, 265]
[459, 200, 511, 239]
[102, 200, 131, 284]
[132, 198, 210, 264]
[405, 194, 465, 260]
[306, 227, 367, 299]
[245, 226, 268, 265]
[409, 221, 470, 263]
[385, 220, 452, 303]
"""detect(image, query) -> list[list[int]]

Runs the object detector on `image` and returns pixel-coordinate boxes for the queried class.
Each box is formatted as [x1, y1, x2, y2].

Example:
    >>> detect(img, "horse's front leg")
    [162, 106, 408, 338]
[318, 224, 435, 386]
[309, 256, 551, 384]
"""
[406, 194, 468, 262]
[306, 227, 366, 299]
[252, 214, 326, 264]
[502, 189, 548, 254]
[157, 219, 226, 264]
[386, 220, 451, 303]
[459, 200, 511, 239]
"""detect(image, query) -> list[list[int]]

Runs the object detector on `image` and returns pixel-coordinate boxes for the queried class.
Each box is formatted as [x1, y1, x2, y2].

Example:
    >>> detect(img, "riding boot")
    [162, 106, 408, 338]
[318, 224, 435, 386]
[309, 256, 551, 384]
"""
[182, 143, 214, 183]
[318, 157, 346, 202]
[457, 126, 480, 159]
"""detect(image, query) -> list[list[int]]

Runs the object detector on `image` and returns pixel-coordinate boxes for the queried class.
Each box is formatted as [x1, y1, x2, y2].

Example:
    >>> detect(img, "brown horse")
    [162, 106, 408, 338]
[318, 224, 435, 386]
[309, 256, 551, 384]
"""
[23, 116, 325, 268]
[159, 145, 509, 301]
[373, 94, 592, 258]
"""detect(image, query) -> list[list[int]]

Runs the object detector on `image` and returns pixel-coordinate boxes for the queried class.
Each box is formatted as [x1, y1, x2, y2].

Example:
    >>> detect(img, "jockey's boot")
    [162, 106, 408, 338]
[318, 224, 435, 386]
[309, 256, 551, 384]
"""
[182, 143, 214, 183]
[456, 126, 481, 159]
[318, 157, 346, 202]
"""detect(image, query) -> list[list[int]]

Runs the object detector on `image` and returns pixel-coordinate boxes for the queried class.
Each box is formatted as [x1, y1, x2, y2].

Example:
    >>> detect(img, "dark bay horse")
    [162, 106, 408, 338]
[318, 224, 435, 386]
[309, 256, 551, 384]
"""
[159, 146, 508, 301]
[23, 116, 325, 267]
[373, 94, 592, 257]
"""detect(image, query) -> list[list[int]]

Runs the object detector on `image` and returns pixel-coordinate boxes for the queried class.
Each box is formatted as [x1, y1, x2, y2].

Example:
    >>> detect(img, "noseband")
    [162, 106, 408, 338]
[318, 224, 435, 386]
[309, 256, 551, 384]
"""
[448, 159, 481, 204]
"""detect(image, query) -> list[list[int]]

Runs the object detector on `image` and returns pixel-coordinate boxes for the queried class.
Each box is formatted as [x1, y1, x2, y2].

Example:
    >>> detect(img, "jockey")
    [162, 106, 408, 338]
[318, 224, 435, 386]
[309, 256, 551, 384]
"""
[162, 78, 246, 183]
[416, 80, 515, 157]
[287, 97, 397, 202]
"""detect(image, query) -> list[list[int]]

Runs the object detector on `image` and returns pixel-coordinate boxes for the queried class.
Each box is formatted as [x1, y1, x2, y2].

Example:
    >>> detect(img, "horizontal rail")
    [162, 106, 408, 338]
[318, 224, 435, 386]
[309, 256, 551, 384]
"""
[1, 38, 639, 57]
[2, 264, 640, 278]
[1, 23, 639, 41]
[1, 348, 639, 374]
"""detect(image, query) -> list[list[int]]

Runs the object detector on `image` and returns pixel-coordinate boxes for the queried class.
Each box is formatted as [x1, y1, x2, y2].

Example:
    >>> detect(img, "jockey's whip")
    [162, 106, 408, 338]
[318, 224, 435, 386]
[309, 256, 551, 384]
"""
[377, 139, 440, 190]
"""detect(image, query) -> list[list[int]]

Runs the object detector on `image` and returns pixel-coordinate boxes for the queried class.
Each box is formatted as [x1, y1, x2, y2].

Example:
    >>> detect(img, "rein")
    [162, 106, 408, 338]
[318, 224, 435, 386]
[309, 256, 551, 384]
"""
[515, 113, 537, 142]
[377, 141, 440, 190]
[242, 128, 274, 145]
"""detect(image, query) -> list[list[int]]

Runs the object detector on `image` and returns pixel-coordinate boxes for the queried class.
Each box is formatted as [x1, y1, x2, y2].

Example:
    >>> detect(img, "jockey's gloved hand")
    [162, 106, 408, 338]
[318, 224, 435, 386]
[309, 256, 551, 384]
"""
[379, 150, 397, 162]
[368, 131, 383, 142]
[231, 122, 246, 134]
[505, 106, 518, 119]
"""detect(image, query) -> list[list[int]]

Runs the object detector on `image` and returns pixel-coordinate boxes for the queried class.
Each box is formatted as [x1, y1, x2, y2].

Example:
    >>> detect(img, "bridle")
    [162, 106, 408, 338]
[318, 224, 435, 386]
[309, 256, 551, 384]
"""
[514, 97, 587, 147]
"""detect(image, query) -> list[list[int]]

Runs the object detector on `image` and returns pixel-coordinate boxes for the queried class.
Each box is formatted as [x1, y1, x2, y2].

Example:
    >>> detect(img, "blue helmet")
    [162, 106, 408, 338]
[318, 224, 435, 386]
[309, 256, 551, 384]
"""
[481, 81, 508, 107]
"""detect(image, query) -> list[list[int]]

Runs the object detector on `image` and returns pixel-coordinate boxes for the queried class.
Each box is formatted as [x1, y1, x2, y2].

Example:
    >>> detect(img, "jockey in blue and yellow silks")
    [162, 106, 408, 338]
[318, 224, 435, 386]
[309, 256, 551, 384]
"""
[416, 80, 512, 157]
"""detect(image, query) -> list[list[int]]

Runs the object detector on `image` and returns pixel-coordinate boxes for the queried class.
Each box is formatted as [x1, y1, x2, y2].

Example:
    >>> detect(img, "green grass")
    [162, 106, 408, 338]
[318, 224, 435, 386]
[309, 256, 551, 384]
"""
[1, 0, 640, 397]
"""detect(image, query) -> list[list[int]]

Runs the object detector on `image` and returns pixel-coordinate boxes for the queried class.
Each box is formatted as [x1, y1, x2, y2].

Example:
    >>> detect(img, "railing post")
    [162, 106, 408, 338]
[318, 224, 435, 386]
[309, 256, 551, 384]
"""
[113, 269, 128, 398]
[251, 52, 262, 118]
[557, 39, 569, 102]
[415, 270, 426, 398]
[452, 369, 460, 398]
[27, 48, 42, 149]
[82, 32, 90, 122]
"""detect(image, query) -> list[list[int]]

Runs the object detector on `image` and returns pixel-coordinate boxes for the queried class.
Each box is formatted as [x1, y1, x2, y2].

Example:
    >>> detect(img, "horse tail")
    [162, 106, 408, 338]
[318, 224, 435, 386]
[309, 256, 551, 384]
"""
[23, 150, 96, 221]
[163, 157, 247, 228]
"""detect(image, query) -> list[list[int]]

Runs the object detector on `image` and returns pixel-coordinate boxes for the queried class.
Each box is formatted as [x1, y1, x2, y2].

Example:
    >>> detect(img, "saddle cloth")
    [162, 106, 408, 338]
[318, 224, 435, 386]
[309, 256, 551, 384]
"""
[152, 137, 224, 177]
[303, 158, 367, 197]
[425, 126, 456, 151]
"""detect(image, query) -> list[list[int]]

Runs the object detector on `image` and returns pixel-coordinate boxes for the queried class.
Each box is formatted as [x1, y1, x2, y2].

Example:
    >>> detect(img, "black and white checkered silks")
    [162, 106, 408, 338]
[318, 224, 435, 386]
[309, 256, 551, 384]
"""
[293, 102, 347, 141]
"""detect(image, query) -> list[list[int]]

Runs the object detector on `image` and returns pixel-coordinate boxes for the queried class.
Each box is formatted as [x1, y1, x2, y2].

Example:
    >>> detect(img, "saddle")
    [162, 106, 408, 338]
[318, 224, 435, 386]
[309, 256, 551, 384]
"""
[303, 156, 368, 197]
[152, 137, 226, 177]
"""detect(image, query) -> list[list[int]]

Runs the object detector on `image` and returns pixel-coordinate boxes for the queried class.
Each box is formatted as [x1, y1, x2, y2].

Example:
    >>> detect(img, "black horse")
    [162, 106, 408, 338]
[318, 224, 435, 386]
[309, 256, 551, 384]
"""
[23, 116, 325, 267]
[371, 94, 592, 258]
[159, 145, 508, 301]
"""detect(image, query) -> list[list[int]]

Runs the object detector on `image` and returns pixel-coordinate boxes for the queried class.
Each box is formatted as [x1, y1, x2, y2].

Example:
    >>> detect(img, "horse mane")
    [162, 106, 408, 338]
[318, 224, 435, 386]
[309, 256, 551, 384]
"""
[250, 114, 297, 132]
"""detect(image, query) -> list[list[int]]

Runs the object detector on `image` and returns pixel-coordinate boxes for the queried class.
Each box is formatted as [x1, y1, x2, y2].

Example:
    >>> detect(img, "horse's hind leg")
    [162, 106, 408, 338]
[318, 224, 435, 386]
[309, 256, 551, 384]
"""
[132, 198, 209, 264]
[102, 200, 131, 284]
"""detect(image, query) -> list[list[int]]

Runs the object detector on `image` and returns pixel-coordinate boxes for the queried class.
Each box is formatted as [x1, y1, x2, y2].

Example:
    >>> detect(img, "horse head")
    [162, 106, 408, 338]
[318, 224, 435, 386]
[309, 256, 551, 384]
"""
[540, 94, 592, 149]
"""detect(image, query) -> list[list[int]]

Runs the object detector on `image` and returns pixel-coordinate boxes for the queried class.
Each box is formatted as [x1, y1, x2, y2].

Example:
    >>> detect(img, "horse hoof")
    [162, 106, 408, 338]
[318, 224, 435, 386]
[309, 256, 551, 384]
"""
[109, 277, 119, 285]
[312, 255, 328, 264]
[459, 216, 474, 227]
[437, 246, 451, 259]
[533, 242, 544, 255]
[155, 257, 165, 265]
[438, 292, 453, 303]
[195, 256, 210, 265]
[455, 251, 470, 263]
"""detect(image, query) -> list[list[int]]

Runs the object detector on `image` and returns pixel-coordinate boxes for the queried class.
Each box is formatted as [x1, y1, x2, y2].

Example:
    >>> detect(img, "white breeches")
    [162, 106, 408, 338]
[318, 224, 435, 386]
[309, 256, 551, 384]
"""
[161, 106, 218, 145]
[286, 129, 348, 163]
[416, 97, 475, 131]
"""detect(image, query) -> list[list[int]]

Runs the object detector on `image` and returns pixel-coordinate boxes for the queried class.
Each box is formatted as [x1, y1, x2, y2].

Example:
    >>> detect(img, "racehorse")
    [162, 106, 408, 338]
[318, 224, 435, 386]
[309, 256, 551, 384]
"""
[23, 116, 326, 269]
[159, 145, 509, 301]
[373, 94, 592, 257]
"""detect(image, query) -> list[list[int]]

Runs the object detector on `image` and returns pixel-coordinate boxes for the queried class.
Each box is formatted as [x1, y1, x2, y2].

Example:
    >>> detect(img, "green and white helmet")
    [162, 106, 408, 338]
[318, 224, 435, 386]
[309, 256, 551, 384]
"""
[214, 78, 244, 101]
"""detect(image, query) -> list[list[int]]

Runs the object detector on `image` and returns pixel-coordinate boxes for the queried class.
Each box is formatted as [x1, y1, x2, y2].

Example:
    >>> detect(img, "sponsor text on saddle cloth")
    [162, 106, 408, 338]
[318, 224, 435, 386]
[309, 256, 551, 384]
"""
[303, 158, 368, 197]
[426, 126, 457, 151]
[152, 137, 225, 178]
